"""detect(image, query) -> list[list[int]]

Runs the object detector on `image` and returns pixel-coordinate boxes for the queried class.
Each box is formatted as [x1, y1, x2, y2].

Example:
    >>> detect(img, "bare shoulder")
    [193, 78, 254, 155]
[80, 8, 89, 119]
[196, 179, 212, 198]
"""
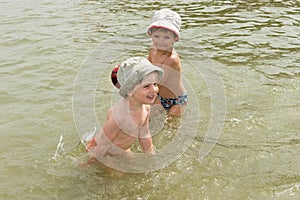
[168, 51, 181, 71]
[145, 104, 151, 112]
[147, 49, 153, 62]
[170, 51, 180, 64]
[106, 108, 114, 121]
[107, 108, 112, 116]
[148, 47, 156, 62]
[103, 108, 117, 128]
[141, 105, 151, 126]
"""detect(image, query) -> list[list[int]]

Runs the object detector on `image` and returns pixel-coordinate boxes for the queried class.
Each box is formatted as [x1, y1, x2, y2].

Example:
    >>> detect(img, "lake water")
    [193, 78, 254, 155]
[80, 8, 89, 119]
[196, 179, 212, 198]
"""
[1, 0, 299, 199]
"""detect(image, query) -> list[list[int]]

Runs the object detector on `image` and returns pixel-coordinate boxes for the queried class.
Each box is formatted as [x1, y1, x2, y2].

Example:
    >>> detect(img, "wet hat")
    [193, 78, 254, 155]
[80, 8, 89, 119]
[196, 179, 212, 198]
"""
[117, 57, 163, 98]
[147, 8, 181, 40]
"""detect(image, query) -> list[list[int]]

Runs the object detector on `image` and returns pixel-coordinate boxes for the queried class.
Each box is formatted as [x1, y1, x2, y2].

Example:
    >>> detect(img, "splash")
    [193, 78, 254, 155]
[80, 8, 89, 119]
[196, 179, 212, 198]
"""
[49, 135, 65, 162]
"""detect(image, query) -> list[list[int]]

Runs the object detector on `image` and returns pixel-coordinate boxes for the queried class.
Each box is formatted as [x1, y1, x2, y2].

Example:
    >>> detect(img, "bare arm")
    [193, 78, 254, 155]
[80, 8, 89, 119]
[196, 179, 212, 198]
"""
[168, 52, 181, 72]
[138, 114, 155, 154]
[139, 136, 154, 154]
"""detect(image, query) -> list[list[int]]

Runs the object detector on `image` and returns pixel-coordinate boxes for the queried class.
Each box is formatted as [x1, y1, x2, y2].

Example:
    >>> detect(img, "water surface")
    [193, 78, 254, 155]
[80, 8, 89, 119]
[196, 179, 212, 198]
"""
[1, 0, 299, 199]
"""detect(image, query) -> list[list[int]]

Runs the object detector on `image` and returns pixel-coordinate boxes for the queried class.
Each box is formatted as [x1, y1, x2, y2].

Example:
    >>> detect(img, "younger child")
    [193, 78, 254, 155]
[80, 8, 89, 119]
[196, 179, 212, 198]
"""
[86, 57, 163, 163]
[147, 8, 187, 116]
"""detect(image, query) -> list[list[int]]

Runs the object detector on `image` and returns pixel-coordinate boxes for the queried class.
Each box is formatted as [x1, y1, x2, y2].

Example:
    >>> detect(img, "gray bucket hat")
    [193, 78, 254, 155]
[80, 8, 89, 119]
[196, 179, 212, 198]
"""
[147, 8, 181, 40]
[117, 57, 164, 98]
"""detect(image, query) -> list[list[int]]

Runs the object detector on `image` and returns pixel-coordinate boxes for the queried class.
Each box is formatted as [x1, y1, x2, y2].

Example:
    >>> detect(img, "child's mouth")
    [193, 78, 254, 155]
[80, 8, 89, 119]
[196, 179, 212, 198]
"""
[147, 94, 156, 100]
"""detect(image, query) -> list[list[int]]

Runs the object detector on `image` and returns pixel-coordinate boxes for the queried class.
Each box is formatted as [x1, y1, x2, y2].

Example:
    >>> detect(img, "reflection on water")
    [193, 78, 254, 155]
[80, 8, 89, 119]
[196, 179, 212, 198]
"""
[1, 0, 299, 199]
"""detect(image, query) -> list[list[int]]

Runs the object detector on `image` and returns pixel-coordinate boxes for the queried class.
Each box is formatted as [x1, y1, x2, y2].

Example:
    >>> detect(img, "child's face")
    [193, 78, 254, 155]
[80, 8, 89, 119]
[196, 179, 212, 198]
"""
[150, 29, 178, 51]
[130, 72, 160, 105]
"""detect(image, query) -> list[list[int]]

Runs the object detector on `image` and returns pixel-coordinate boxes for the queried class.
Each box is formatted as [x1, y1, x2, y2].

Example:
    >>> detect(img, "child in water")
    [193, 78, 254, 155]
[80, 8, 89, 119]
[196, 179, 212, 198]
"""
[85, 57, 163, 164]
[147, 8, 187, 116]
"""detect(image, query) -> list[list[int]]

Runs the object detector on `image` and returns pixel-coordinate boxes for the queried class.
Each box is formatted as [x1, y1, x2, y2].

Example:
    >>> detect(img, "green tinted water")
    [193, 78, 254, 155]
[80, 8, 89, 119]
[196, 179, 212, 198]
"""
[1, 0, 299, 199]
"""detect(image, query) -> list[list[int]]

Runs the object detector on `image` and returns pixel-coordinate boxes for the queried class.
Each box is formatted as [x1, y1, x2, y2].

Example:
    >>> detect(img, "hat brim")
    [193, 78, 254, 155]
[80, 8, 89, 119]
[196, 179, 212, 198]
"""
[147, 20, 180, 39]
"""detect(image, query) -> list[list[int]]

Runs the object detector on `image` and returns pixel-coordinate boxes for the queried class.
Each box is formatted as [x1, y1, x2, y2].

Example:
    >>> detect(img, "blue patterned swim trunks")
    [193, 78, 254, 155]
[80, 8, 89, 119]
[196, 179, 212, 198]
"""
[157, 93, 188, 110]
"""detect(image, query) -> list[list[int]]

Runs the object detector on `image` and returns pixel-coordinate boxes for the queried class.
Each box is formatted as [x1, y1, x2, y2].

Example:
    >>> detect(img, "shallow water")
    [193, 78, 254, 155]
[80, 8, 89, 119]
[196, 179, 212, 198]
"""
[1, 0, 299, 199]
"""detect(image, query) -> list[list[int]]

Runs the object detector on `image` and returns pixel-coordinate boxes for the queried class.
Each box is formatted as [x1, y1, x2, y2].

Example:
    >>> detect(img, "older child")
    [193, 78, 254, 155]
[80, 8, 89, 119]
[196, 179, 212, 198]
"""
[147, 8, 187, 116]
[85, 57, 163, 163]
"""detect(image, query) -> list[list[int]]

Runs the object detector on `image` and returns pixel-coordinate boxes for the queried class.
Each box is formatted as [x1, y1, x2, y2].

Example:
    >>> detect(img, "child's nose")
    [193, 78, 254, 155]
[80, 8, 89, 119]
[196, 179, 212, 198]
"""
[152, 84, 159, 93]
[158, 38, 164, 44]
[149, 84, 157, 92]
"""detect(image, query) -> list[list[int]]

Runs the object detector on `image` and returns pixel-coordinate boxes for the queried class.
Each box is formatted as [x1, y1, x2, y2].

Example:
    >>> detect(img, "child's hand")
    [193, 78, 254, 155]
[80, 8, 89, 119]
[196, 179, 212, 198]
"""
[78, 162, 91, 168]
[77, 156, 97, 168]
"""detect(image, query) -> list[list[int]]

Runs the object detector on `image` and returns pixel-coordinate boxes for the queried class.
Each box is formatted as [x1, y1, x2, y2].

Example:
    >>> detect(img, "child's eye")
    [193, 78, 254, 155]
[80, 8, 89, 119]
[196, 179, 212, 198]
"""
[143, 83, 157, 88]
